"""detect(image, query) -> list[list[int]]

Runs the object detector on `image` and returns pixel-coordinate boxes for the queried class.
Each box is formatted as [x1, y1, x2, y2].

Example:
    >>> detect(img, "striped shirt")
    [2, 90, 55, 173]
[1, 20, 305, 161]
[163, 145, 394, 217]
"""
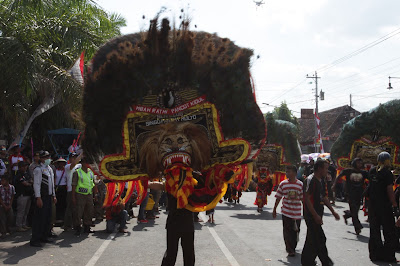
[275, 179, 303, 220]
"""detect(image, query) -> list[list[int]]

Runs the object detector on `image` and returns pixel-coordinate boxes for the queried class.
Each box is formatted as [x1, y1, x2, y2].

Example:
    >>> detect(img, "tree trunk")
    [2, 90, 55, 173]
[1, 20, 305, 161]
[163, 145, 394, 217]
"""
[8, 93, 61, 150]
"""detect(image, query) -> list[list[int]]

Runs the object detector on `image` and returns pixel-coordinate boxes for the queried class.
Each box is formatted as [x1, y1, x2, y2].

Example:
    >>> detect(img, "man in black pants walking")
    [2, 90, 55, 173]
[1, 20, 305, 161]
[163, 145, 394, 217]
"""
[368, 152, 398, 262]
[161, 193, 195, 266]
[30, 151, 56, 247]
[332, 158, 368, 235]
[301, 159, 340, 266]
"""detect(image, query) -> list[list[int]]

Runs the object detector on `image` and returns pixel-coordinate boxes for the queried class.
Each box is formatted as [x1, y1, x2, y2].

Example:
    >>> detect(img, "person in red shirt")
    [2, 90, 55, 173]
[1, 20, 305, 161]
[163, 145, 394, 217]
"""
[105, 200, 128, 233]
[8, 145, 24, 184]
[273, 165, 303, 256]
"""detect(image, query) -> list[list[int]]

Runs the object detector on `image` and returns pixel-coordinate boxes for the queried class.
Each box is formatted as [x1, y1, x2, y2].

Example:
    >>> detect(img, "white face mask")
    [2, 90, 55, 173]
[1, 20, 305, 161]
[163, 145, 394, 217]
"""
[44, 159, 52, 166]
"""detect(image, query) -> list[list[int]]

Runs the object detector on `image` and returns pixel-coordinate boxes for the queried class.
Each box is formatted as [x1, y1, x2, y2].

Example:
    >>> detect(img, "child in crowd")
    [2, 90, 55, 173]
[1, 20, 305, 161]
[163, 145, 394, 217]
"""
[0, 175, 15, 237]
[206, 208, 215, 223]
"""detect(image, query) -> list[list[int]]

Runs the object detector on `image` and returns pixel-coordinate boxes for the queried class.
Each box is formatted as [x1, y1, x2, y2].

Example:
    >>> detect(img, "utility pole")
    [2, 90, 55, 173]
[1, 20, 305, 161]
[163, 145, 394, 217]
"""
[307, 71, 321, 152]
[350, 94, 352, 107]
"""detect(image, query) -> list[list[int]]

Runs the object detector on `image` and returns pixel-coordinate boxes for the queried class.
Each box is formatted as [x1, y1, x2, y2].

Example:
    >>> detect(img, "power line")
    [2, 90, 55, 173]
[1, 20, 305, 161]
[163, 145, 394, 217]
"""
[322, 56, 400, 91]
[268, 78, 307, 104]
[315, 27, 400, 73]
[319, 64, 400, 99]
[322, 61, 400, 93]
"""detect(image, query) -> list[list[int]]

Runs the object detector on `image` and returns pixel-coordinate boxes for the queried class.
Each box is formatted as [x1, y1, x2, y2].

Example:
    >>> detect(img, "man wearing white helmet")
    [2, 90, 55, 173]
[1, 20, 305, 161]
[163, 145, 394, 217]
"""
[367, 151, 397, 262]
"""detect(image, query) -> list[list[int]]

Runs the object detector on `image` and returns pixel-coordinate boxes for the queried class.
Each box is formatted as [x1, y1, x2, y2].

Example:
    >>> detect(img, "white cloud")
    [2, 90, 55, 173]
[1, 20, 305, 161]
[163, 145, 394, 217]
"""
[97, 0, 400, 115]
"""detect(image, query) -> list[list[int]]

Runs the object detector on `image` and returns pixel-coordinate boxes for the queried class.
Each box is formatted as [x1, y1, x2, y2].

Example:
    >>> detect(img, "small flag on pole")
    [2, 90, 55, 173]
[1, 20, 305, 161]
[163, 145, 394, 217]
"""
[314, 112, 325, 153]
[68, 51, 85, 85]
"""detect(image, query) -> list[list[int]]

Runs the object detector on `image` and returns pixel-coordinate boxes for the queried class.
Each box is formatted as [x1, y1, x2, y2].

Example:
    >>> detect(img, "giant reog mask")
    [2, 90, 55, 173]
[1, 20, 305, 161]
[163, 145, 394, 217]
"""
[82, 17, 266, 211]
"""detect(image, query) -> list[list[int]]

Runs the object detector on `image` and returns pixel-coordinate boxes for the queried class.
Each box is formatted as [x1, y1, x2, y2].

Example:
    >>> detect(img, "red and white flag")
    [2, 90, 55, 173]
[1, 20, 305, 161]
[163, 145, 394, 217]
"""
[68, 51, 84, 85]
[314, 112, 325, 153]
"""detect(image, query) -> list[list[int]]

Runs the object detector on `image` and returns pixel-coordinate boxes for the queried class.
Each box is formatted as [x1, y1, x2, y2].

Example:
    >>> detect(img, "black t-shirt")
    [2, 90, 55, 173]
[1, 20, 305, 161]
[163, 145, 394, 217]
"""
[368, 167, 394, 210]
[304, 165, 314, 177]
[304, 175, 325, 219]
[340, 168, 368, 199]
[166, 193, 194, 232]
[15, 170, 33, 197]
[327, 165, 337, 182]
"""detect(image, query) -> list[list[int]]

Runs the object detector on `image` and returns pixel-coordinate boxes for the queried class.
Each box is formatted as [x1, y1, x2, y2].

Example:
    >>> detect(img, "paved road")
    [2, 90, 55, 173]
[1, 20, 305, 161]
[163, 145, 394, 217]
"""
[0, 191, 396, 265]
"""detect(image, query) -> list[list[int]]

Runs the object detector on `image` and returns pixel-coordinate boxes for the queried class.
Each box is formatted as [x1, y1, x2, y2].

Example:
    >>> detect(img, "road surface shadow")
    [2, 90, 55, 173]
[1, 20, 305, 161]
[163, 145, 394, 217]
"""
[3, 231, 31, 244]
[132, 220, 156, 231]
[371, 261, 399, 265]
[57, 231, 102, 247]
[230, 211, 281, 220]
[277, 252, 301, 265]
[1, 242, 39, 264]
[194, 222, 203, 230]
[343, 232, 369, 244]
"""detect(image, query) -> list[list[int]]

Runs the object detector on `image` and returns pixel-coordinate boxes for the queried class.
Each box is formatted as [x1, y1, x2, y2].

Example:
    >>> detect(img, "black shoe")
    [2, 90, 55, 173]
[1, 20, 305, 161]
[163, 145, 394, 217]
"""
[84, 226, 94, 233]
[75, 227, 81, 236]
[30, 241, 43, 247]
[40, 238, 53, 243]
[48, 233, 58, 238]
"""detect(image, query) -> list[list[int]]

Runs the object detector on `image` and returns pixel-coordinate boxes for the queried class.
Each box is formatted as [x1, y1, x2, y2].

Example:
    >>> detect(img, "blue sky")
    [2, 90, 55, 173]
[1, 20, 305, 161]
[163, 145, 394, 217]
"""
[97, 0, 400, 116]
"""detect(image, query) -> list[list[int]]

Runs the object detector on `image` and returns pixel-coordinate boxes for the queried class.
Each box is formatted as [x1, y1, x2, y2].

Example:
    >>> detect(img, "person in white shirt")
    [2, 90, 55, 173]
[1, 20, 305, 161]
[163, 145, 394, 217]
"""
[30, 151, 56, 247]
[0, 146, 8, 177]
[54, 158, 68, 223]
[63, 152, 82, 231]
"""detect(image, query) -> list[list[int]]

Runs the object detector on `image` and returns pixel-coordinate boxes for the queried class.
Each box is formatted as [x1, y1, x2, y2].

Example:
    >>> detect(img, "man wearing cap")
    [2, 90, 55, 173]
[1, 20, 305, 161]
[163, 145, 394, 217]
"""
[0, 146, 8, 177]
[54, 157, 68, 223]
[367, 152, 397, 262]
[366, 152, 398, 262]
[15, 161, 33, 232]
[30, 151, 57, 247]
[63, 152, 82, 231]
[72, 156, 97, 236]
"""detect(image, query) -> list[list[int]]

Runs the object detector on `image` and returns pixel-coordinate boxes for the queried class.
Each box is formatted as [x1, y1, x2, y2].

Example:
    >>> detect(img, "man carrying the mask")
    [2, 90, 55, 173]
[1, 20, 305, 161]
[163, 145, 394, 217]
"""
[30, 151, 56, 247]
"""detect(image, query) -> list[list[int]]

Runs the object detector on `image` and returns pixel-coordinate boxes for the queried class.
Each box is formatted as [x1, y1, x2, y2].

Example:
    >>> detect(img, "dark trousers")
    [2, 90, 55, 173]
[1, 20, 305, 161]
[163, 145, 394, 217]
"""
[64, 192, 74, 228]
[335, 183, 344, 199]
[31, 195, 52, 244]
[344, 197, 362, 231]
[161, 229, 195, 266]
[368, 207, 396, 262]
[55, 185, 67, 221]
[106, 210, 128, 233]
[327, 181, 333, 200]
[301, 218, 333, 266]
[282, 215, 301, 253]
[0, 207, 14, 234]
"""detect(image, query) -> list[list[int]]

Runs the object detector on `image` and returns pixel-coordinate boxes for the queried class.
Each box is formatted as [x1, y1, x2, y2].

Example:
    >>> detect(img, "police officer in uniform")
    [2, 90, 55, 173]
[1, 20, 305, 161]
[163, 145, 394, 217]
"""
[72, 156, 97, 236]
[30, 151, 56, 247]
[368, 152, 397, 262]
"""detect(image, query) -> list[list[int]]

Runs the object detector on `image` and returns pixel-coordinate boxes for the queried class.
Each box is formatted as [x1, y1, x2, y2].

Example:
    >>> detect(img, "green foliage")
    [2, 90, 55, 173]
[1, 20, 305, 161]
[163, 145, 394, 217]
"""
[331, 99, 400, 160]
[268, 102, 299, 127]
[265, 113, 301, 165]
[0, 0, 126, 143]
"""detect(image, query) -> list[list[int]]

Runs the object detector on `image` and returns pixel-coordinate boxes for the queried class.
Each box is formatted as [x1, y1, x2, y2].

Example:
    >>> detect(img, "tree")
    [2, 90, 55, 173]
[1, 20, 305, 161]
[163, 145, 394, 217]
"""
[0, 0, 126, 147]
[265, 112, 301, 165]
[268, 102, 299, 127]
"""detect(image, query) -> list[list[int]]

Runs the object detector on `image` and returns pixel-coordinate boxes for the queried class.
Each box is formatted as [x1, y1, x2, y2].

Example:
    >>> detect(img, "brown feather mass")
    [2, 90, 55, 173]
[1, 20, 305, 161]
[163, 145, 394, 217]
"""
[83, 16, 265, 160]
